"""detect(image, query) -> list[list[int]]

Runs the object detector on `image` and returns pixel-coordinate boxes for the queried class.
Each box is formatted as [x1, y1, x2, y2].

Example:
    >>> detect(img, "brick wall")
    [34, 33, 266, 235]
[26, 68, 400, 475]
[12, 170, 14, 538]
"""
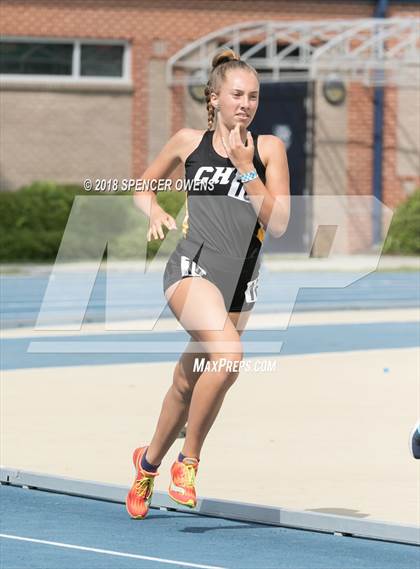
[0, 85, 132, 190]
[396, 81, 420, 196]
[0, 0, 374, 180]
[383, 84, 420, 211]
[312, 81, 349, 254]
[1, 0, 418, 253]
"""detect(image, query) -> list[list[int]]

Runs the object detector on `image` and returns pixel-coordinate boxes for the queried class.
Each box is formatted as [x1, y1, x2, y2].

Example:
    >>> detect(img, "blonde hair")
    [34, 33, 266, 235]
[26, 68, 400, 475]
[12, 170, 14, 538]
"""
[204, 48, 258, 131]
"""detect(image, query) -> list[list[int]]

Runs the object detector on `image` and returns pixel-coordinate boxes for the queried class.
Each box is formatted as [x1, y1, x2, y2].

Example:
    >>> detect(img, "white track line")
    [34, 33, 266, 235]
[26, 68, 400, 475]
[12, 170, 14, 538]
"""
[0, 534, 229, 569]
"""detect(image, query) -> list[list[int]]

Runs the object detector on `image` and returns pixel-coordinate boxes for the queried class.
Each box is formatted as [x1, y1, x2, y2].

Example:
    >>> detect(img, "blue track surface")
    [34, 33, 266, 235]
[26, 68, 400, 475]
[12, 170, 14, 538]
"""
[1, 320, 419, 370]
[1, 271, 419, 328]
[1, 486, 418, 569]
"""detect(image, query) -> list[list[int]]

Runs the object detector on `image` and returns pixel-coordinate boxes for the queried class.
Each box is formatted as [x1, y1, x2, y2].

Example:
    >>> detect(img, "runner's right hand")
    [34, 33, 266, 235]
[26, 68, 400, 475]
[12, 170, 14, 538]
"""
[147, 208, 177, 241]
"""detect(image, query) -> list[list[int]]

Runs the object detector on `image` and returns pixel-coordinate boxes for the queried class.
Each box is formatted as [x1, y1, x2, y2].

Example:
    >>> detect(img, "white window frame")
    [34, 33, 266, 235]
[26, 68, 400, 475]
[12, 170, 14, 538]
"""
[0, 36, 132, 84]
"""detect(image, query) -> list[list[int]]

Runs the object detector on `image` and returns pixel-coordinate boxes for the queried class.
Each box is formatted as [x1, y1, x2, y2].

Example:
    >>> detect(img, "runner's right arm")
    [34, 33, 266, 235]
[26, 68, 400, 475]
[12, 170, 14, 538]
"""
[133, 129, 193, 241]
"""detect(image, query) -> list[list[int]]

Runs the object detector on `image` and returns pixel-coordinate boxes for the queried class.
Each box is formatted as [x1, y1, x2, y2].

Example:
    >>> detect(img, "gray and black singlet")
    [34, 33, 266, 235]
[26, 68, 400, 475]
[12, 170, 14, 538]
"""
[163, 129, 266, 313]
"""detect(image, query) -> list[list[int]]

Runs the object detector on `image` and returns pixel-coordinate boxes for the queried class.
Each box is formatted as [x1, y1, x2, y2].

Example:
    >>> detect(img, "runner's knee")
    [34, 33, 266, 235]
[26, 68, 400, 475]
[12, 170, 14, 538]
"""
[208, 349, 244, 387]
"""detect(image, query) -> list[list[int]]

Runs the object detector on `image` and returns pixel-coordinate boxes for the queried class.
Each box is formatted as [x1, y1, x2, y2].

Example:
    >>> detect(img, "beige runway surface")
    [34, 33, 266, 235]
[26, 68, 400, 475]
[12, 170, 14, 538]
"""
[1, 309, 419, 528]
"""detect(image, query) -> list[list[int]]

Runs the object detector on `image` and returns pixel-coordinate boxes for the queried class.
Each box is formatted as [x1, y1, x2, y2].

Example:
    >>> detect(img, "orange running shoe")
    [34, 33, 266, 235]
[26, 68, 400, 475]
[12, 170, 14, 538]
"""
[126, 446, 159, 519]
[168, 456, 199, 508]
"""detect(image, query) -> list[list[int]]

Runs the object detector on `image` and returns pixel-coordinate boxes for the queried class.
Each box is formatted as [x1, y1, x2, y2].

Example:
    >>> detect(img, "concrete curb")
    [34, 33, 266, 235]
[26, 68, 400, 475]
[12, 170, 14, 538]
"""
[1, 468, 418, 546]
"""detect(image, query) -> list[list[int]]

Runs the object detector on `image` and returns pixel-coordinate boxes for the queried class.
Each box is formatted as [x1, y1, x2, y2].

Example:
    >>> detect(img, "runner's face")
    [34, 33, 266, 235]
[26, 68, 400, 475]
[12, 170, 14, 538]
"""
[215, 69, 259, 130]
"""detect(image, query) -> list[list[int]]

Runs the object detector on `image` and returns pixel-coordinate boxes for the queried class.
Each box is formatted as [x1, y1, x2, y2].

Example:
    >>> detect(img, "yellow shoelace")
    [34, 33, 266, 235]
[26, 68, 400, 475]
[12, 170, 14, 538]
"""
[135, 476, 155, 499]
[184, 464, 196, 487]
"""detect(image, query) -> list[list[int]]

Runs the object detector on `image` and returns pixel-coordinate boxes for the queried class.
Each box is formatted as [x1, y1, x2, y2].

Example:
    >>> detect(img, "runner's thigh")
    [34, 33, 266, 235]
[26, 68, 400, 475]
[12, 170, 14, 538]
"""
[165, 277, 242, 356]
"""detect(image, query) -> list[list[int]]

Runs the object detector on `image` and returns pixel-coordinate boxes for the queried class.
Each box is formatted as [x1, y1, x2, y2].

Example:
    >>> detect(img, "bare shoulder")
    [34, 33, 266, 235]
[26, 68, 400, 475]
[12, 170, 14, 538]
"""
[173, 128, 206, 163]
[143, 128, 205, 179]
[256, 134, 286, 167]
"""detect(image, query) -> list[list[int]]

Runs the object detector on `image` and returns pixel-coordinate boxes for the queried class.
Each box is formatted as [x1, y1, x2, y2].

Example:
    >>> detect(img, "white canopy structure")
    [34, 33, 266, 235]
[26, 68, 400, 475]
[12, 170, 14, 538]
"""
[167, 18, 420, 87]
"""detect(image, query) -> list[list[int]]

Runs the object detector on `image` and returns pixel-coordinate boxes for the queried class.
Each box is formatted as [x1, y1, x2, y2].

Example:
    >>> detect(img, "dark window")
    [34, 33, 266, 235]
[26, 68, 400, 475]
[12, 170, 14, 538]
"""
[0, 42, 73, 75]
[80, 45, 124, 77]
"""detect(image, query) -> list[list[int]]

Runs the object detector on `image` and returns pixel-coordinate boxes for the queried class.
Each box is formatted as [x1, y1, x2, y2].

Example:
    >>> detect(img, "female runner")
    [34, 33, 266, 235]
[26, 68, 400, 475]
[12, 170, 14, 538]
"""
[126, 49, 290, 519]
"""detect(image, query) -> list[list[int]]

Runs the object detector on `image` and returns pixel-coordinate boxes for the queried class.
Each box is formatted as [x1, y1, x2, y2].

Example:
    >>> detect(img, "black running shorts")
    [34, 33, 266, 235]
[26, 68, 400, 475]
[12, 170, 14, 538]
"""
[163, 239, 261, 313]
